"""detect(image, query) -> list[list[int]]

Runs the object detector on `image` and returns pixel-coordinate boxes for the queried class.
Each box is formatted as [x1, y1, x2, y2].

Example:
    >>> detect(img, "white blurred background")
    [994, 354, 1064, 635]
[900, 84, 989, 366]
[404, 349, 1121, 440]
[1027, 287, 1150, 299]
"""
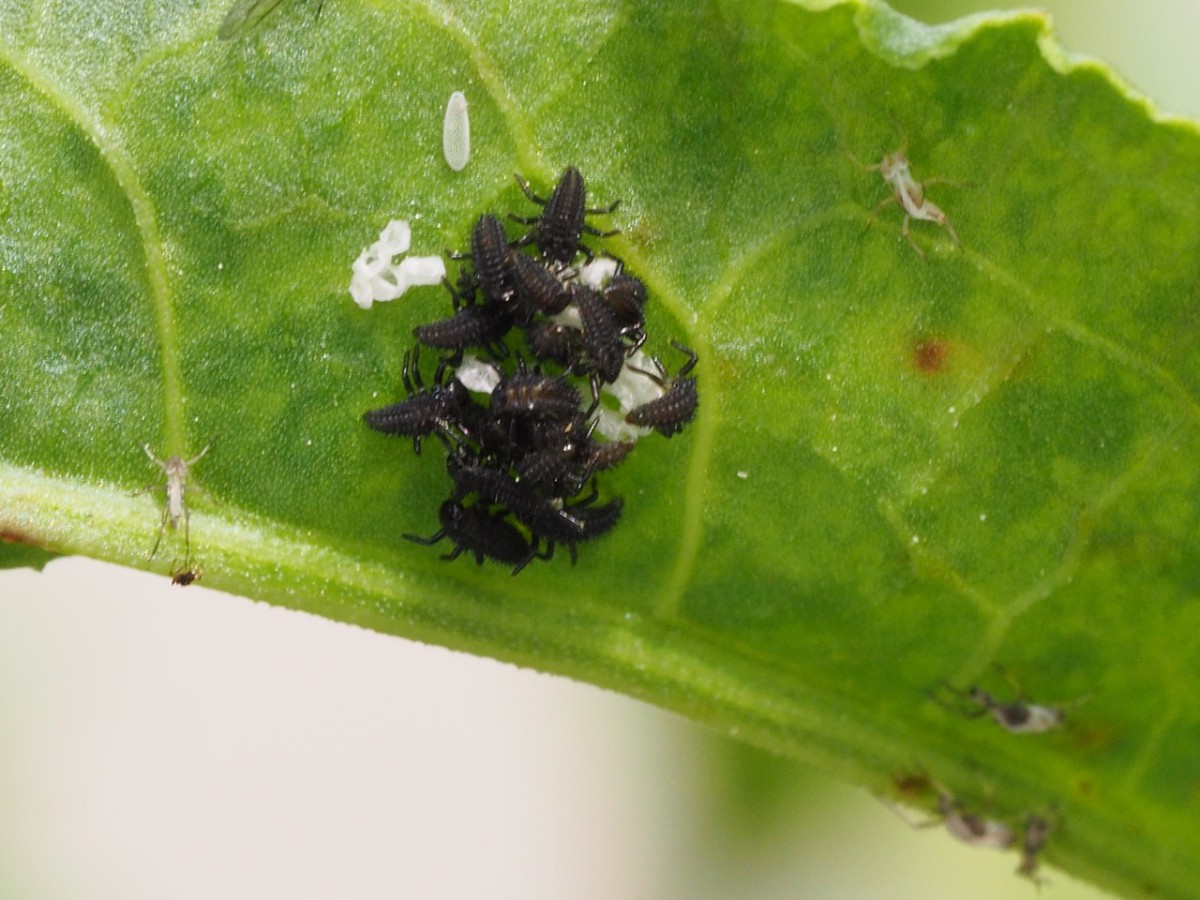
[0, 559, 1111, 899]
[2, 2, 1194, 897]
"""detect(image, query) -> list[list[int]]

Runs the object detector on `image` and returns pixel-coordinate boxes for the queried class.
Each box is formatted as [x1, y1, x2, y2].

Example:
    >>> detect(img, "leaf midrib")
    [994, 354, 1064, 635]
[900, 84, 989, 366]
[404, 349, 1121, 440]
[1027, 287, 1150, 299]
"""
[0, 453, 1190, 898]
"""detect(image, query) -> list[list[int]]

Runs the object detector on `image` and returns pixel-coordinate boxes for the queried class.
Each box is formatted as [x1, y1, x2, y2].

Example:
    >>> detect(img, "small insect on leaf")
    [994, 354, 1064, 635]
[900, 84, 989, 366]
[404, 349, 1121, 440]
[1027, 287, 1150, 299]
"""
[939, 795, 1015, 851]
[852, 126, 961, 259]
[217, 0, 287, 40]
[928, 669, 1084, 735]
[442, 91, 470, 172]
[141, 442, 211, 562]
[885, 785, 1014, 852]
[1018, 815, 1052, 886]
[170, 564, 203, 587]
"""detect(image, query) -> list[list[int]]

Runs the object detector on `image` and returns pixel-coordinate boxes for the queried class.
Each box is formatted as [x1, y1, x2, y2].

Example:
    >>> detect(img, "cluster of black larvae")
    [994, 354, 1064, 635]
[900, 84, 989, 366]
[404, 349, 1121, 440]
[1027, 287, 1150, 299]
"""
[363, 166, 698, 574]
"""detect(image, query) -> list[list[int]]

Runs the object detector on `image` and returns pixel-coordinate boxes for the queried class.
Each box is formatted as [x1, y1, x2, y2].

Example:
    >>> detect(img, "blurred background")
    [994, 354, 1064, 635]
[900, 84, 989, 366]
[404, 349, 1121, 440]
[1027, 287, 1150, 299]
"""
[2, 1, 1194, 897]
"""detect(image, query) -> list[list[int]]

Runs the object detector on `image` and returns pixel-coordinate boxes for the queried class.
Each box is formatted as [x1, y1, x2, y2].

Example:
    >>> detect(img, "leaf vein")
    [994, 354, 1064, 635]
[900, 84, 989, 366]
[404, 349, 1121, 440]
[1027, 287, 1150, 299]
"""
[399, 0, 535, 161]
[950, 428, 1181, 685]
[0, 38, 186, 452]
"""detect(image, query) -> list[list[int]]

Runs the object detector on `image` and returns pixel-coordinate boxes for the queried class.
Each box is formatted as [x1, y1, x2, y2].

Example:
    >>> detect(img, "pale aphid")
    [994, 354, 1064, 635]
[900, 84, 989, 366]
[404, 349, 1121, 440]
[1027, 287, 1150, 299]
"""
[1017, 815, 1052, 886]
[442, 91, 470, 172]
[936, 792, 1015, 850]
[218, 0, 286, 39]
[856, 131, 960, 258]
[886, 785, 1014, 852]
[968, 687, 1067, 734]
[930, 672, 1085, 735]
[142, 442, 211, 562]
[218, 0, 325, 40]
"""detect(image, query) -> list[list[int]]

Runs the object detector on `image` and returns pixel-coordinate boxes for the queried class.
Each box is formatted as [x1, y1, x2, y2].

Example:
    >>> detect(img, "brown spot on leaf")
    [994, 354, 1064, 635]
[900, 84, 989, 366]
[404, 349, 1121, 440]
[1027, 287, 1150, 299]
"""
[0, 529, 37, 547]
[892, 772, 932, 800]
[1069, 721, 1118, 752]
[913, 339, 949, 373]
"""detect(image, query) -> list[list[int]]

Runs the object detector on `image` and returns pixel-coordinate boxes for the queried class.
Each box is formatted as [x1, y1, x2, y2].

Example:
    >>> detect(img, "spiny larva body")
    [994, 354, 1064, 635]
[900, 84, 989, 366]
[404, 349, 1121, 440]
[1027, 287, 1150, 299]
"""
[442, 91, 470, 172]
[403, 500, 538, 575]
[624, 341, 699, 437]
[491, 372, 581, 421]
[412, 300, 512, 355]
[573, 285, 625, 384]
[446, 452, 584, 533]
[511, 167, 620, 264]
[521, 489, 623, 566]
[361, 347, 471, 454]
[511, 250, 572, 315]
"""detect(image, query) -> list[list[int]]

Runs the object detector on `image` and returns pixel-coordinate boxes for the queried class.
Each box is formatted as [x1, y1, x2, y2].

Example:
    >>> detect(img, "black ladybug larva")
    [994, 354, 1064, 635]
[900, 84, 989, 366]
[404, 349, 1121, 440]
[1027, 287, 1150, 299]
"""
[403, 499, 539, 575]
[624, 341, 698, 437]
[413, 297, 512, 357]
[360, 166, 697, 573]
[510, 250, 572, 315]
[363, 347, 470, 453]
[451, 214, 519, 306]
[511, 166, 620, 263]
[491, 369, 582, 422]
[521, 486, 623, 565]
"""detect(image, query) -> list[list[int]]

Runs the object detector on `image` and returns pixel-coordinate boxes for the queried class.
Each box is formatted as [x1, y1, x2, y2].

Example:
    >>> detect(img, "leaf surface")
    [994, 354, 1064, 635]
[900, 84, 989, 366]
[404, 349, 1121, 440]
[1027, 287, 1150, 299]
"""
[2, 1, 1199, 895]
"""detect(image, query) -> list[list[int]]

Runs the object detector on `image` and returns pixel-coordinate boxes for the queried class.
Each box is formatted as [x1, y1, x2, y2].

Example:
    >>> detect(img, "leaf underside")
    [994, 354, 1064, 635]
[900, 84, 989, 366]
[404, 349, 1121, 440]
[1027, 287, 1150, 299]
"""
[2, 1, 1199, 895]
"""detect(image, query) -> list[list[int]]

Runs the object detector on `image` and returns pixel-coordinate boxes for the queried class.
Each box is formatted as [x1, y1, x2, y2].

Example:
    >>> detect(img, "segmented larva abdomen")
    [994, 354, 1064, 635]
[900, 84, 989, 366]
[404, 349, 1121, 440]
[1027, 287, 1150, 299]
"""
[442, 91, 470, 172]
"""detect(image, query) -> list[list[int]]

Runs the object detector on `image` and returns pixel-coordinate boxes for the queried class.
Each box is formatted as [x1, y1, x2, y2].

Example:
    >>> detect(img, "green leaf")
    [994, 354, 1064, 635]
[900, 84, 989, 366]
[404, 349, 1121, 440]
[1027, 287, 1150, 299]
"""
[0, 539, 55, 572]
[1, 0, 1198, 895]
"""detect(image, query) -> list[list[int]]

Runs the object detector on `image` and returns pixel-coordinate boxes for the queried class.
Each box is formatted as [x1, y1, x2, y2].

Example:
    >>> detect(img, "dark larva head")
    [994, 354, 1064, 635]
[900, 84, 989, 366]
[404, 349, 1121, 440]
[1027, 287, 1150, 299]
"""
[526, 321, 585, 369]
[602, 273, 648, 328]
